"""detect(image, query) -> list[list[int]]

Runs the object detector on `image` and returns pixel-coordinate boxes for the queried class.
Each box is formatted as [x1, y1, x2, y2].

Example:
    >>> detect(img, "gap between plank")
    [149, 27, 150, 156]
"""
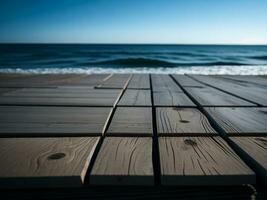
[149, 74, 161, 185]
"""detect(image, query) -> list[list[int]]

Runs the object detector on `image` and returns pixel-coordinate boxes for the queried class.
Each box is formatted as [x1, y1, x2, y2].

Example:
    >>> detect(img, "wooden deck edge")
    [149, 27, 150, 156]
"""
[161, 174, 256, 186]
[89, 175, 154, 186]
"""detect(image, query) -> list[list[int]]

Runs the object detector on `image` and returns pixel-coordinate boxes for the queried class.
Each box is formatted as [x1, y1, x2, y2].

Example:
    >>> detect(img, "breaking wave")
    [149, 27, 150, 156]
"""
[1, 65, 267, 75]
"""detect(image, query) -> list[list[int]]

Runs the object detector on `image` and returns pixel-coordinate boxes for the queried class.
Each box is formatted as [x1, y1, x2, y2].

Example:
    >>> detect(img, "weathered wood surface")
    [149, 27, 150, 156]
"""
[127, 74, 150, 89]
[159, 137, 255, 185]
[90, 137, 153, 185]
[107, 107, 152, 136]
[96, 74, 131, 89]
[0, 137, 99, 188]
[172, 75, 205, 87]
[185, 86, 255, 106]
[230, 136, 267, 184]
[190, 75, 267, 106]
[205, 107, 267, 136]
[151, 74, 182, 92]
[0, 106, 112, 136]
[153, 91, 195, 106]
[0, 88, 122, 106]
[118, 89, 151, 106]
[156, 108, 216, 135]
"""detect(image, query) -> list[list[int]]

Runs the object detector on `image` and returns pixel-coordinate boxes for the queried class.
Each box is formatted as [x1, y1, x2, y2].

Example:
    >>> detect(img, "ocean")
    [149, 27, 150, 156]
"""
[0, 44, 267, 75]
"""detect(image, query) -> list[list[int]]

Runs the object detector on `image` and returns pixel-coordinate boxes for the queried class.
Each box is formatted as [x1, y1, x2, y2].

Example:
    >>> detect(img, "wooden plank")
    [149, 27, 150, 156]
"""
[214, 75, 267, 90]
[96, 74, 131, 89]
[0, 106, 112, 136]
[218, 75, 267, 88]
[2, 87, 121, 97]
[151, 74, 182, 92]
[36, 74, 90, 87]
[0, 137, 99, 188]
[0, 88, 122, 106]
[118, 89, 151, 106]
[191, 75, 267, 106]
[185, 86, 255, 106]
[159, 136, 255, 185]
[59, 74, 111, 87]
[90, 137, 153, 185]
[107, 107, 152, 136]
[156, 107, 217, 136]
[153, 91, 195, 106]
[230, 136, 267, 184]
[172, 75, 205, 87]
[205, 107, 267, 136]
[127, 74, 150, 89]
[0, 88, 17, 95]
[0, 97, 119, 107]
[0, 74, 88, 88]
[0, 74, 109, 89]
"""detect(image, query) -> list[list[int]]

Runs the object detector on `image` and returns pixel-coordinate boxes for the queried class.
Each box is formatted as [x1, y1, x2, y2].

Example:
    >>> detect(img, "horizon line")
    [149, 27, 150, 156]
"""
[0, 42, 267, 46]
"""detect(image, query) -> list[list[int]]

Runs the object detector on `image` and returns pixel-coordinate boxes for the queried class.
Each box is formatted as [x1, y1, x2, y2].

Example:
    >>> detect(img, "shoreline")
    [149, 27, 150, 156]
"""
[1, 65, 267, 75]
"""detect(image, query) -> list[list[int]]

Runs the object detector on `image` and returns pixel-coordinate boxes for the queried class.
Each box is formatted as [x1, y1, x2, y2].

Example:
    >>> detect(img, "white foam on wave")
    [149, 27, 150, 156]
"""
[0, 65, 267, 75]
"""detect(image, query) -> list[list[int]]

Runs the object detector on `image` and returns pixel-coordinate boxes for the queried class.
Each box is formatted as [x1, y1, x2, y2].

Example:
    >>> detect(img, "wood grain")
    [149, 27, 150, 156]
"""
[153, 91, 195, 106]
[205, 107, 267, 135]
[90, 137, 153, 185]
[185, 86, 255, 106]
[107, 107, 152, 136]
[159, 136, 255, 185]
[96, 74, 131, 89]
[0, 106, 112, 136]
[118, 89, 151, 106]
[156, 107, 217, 135]
[151, 74, 182, 92]
[127, 74, 150, 89]
[0, 137, 99, 188]
[0, 88, 122, 106]
[230, 136, 267, 184]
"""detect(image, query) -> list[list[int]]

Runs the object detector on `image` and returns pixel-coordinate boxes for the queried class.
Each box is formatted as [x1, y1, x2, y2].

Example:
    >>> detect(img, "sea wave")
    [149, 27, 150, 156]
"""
[249, 55, 267, 60]
[81, 58, 249, 67]
[1, 65, 267, 75]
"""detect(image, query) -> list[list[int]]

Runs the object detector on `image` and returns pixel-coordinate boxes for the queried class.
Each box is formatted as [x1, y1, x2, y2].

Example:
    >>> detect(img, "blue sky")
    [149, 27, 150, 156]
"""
[0, 0, 267, 44]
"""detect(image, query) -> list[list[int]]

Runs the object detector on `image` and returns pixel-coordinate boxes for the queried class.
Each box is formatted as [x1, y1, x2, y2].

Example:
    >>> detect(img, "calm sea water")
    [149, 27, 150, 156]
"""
[0, 44, 267, 74]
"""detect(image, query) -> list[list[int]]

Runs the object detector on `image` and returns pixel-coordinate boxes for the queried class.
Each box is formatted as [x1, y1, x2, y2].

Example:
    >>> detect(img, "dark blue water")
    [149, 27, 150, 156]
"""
[0, 44, 267, 74]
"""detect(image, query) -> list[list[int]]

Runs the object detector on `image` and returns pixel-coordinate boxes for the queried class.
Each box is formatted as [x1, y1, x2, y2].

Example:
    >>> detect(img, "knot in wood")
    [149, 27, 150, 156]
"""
[184, 139, 197, 146]
[47, 153, 66, 160]
[180, 120, 190, 123]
